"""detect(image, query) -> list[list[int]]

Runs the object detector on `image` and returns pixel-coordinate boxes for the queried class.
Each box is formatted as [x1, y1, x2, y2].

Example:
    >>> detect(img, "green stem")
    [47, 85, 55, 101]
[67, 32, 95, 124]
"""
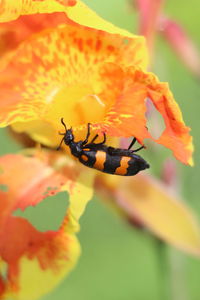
[168, 248, 188, 300]
[153, 237, 188, 300]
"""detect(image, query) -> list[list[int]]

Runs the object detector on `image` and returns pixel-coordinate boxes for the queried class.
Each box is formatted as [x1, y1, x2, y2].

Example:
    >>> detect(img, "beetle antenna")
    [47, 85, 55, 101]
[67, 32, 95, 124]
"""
[61, 118, 67, 131]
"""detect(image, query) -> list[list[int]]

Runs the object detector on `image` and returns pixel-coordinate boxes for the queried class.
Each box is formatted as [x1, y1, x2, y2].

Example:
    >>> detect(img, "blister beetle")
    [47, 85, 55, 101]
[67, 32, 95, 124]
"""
[57, 118, 149, 176]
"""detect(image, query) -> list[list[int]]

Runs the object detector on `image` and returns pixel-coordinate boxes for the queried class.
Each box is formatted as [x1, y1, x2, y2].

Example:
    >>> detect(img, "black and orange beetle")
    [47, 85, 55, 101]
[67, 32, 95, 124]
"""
[57, 118, 150, 176]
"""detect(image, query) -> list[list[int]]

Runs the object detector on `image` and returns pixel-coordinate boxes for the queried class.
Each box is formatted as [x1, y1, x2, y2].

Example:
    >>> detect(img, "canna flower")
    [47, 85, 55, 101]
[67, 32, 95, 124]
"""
[0, 1, 199, 299]
[0, 152, 94, 300]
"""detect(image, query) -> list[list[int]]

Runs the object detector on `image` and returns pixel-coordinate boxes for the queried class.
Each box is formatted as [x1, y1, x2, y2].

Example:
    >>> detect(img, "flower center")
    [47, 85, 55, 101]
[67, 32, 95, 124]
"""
[45, 84, 106, 127]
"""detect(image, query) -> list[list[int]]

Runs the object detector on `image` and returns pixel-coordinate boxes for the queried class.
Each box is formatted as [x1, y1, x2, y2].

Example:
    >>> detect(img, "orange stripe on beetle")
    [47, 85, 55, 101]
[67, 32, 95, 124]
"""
[115, 156, 131, 175]
[93, 151, 106, 171]
[81, 154, 89, 162]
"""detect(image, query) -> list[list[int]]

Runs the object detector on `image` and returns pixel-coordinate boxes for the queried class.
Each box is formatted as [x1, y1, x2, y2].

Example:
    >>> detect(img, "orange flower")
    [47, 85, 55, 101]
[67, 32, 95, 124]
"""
[0, 1, 198, 299]
[0, 152, 94, 299]
[0, 6, 193, 165]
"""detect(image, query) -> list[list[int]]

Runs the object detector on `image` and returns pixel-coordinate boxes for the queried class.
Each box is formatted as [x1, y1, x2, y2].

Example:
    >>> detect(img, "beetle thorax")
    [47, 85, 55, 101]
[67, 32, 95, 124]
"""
[69, 141, 83, 157]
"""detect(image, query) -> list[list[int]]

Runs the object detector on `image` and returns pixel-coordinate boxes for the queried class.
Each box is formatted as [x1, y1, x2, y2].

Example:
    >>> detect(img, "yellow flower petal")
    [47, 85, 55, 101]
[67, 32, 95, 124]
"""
[15, 234, 79, 300]
[67, 1, 148, 69]
[0, 0, 76, 22]
[2, 216, 80, 300]
[115, 175, 200, 256]
[65, 171, 94, 232]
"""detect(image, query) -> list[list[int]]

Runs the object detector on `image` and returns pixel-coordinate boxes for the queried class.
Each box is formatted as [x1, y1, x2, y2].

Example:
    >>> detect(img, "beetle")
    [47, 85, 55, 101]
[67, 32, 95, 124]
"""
[57, 118, 150, 176]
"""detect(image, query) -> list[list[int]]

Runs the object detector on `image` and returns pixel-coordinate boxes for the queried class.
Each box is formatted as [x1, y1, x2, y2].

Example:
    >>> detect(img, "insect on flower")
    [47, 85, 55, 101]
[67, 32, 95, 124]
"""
[57, 118, 150, 176]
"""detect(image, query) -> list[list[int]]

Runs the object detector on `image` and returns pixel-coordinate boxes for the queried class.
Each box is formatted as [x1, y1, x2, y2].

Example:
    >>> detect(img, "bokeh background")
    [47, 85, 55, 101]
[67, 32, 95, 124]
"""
[1, 0, 200, 299]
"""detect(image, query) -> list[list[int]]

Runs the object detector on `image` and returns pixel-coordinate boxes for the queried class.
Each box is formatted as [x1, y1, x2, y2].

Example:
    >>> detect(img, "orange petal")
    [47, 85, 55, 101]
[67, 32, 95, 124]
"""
[0, 6, 192, 165]
[0, 153, 94, 299]
[0, 23, 147, 137]
[96, 174, 200, 256]
[0, 154, 66, 211]
[94, 65, 193, 165]
[145, 71, 193, 165]
[0, 13, 70, 56]
[67, 0, 148, 68]
[0, 215, 80, 300]
[0, 0, 76, 22]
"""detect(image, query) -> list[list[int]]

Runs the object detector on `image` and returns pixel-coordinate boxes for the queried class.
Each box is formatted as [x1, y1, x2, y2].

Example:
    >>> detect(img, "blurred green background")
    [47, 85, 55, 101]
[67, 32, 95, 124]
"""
[1, 0, 200, 299]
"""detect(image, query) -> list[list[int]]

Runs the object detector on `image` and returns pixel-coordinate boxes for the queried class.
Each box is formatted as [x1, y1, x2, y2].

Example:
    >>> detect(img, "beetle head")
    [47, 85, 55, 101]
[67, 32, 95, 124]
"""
[63, 128, 74, 145]
[57, 118, 74, 150]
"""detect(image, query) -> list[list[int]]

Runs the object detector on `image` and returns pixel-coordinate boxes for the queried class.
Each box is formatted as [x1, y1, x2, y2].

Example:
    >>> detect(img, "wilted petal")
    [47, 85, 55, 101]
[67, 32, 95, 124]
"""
[96, 174, 200, 256]
[159, 16, 200, 78]
[0, 0, 76, 22]
[0, 153, 94, 299]
[145, 71, 193, 165]
[121, 175, 200, 256]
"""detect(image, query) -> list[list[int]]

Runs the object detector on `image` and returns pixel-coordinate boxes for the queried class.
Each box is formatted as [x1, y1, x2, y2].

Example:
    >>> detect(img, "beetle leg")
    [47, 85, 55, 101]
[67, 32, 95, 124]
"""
[128, 137, 137, 150]
[97, 133, 106, 144]
[56, 136, 65, 150]
[128, 137, 145, 152]
[82, 123, 91, 145]
[93, 133, 106, 145]
[90, 134, 98, 143]
[131, 145, 144, 153]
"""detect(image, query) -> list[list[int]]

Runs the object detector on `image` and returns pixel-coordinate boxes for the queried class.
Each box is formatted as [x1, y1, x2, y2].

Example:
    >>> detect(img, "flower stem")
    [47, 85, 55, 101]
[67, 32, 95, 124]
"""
[168, 248, 188, 300]
[153, 237, 188, 300]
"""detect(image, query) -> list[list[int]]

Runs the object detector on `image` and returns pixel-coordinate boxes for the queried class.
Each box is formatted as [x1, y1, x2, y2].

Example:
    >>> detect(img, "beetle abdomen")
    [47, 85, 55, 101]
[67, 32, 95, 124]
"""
[79, 149, 149, 176]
